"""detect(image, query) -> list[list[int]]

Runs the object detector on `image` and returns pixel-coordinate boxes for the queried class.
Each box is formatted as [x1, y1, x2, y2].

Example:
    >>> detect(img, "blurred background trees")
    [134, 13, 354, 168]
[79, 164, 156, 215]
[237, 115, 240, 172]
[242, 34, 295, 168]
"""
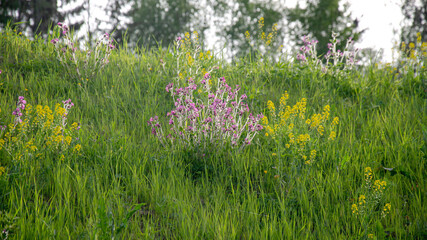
[287, 0, 363, 57]
[400, 0, 426, 44]
[0, 0, 84, 36]
[0, 0, 425, 60]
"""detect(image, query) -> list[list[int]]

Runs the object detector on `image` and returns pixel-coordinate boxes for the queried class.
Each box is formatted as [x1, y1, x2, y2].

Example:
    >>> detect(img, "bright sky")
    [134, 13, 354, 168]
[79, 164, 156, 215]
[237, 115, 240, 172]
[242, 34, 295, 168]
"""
[80, 0, 405, 62]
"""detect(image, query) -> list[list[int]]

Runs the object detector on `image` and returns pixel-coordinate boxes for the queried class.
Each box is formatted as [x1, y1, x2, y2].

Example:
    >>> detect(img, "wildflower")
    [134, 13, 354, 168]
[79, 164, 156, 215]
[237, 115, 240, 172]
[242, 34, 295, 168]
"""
[73, 144, 81, 153]
[328, 131, 336, 140]
[332, 117, 339, 126]
[382, 203, 391, 217]
[258, 17, 264, 29]
[264, 170, 267, 174]
[358, 195, 366, 205]
[309, 149, 316, 160]
[272, 153, 277, 156]
[351, 204, 358, 215]
[0, 166, 5, 176]
[374, 180, 386, 192]
[317, 125, 324, 135]
[365, 167, 373, 183]
[267, 100, 275, 111]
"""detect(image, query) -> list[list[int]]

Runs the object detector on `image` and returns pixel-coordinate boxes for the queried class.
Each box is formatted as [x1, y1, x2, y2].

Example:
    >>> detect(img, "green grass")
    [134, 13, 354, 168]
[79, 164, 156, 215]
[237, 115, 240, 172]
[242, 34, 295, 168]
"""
[0, 25, 426, 239]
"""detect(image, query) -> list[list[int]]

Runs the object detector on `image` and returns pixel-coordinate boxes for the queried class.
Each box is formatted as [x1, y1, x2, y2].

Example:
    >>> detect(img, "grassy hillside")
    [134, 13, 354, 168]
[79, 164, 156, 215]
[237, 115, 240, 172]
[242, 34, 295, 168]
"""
[0, 24, 426, 239]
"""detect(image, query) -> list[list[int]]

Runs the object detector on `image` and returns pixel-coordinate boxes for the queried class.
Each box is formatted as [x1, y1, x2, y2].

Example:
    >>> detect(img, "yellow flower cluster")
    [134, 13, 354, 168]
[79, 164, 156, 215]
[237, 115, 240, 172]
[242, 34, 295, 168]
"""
[258, 17, 264, 29]
[245, 31, 250, 40]
[0, 100, 82, 163]
[0, 166, 5, 177]
[358, 195, 366, 205]
[351, 204, 358, 215]
[364, 167, 373, 183]
[352, 167, 391, 221]
[382, 203, 391, 217]
[399, 32, 427, 73]
[305, 149, 316, 165]
[264, 92, 339, 165]
[373, 180, 387, 193]
[24, 139, 37, 153]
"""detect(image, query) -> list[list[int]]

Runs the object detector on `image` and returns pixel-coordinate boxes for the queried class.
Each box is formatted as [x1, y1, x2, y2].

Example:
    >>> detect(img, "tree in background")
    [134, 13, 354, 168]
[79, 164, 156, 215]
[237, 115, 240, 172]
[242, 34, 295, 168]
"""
[212, 0, 284, 60]
[95, 0, 131, 45]
[126, 0, 196, 48]
[287, 0, 363, 58]
[400, 0, 426, 44]
[0, 0, 84, 36]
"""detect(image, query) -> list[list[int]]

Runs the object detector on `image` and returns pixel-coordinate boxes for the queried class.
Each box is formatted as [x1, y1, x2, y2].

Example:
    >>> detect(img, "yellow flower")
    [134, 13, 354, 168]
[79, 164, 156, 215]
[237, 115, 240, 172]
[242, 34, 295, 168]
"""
[279, 92, 289, 107]
[73, 144, 82, 153]
[258, 17, 264, 29]
[272, 153, 277, 156]
[0, 166, 5, 176]
[351, 203, 358, 215]
[0, 139, 5, 150]
[264, 170, 267, 174]
[285, 144, 290, 148]
[245, 31, 250, 40]
[310, 149, 316, 160]
[401, 42, 406, 51]
[364, 167, 373, 182]
[332, 117, 339, 126]
[71, 122, 79, 131]
[359, 195, 366, 205]
[383, 203, 391, 215]
[367, 234, 375, 239]
[408, 42, 415, 49]
[65, 136, 72, 145]
[374, 180, 386, 192]
[261, 116, 268, 125]
[53, 126, 61, 136]
[317, 125, 324, 135]
[267, 100, 275, 112]
[328, 131, 336, 140]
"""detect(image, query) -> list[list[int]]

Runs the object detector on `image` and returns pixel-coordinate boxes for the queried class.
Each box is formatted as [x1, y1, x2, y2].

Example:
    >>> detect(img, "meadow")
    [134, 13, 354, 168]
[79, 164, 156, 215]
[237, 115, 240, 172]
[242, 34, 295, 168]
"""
[0, 23, 426, 239]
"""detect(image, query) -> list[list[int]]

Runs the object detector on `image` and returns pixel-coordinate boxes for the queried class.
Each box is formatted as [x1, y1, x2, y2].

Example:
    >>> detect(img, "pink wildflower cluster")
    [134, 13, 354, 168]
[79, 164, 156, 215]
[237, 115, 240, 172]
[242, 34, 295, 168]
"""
[51, 22, 115, 81]
[296, 32, 359, 72]
[324, 33, 358, 69]
[148, 74, 264, 151]
[12, 96, 26, 125]
[296, 35, 320, 66]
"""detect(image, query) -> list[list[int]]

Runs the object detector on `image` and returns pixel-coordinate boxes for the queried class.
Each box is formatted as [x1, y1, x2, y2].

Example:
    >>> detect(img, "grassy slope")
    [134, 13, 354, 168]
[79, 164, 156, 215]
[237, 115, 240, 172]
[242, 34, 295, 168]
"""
[0, 26, 426, 239]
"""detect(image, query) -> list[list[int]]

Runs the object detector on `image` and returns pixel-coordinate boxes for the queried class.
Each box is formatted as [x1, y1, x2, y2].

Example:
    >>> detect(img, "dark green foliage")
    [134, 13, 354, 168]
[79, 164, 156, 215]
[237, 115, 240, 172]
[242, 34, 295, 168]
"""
[400, 0, 427, 44]
[0, 0, 84, 36]
[127, 0, 196, 48]
[288, 0, 364, 57]
[214, 0, 284, 59]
